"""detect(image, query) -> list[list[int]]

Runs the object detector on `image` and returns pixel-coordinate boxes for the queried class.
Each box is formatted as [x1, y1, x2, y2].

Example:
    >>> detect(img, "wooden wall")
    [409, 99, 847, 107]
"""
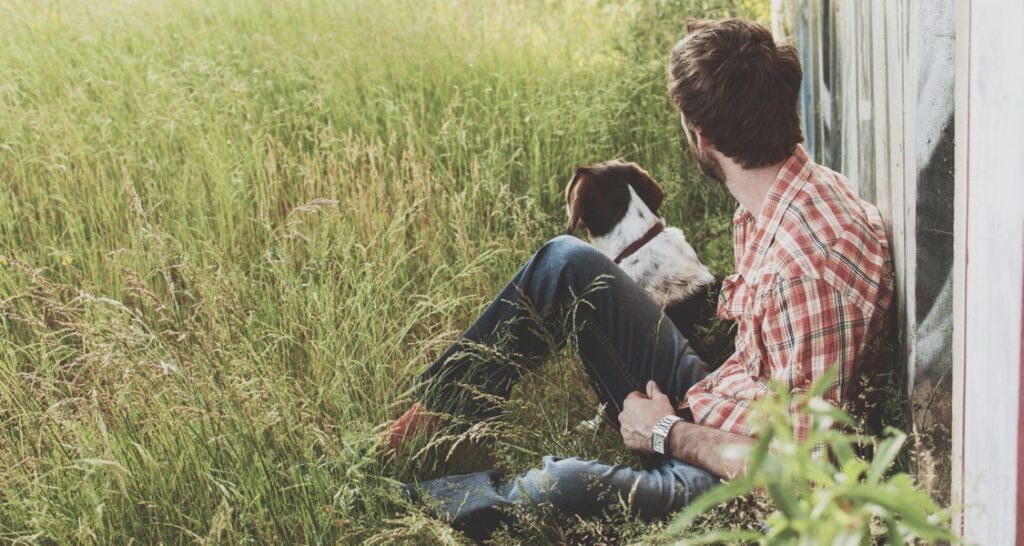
[952, 0, 1024, 542]
[772, 0, 956, 501]
[774, 0, 1024, 542]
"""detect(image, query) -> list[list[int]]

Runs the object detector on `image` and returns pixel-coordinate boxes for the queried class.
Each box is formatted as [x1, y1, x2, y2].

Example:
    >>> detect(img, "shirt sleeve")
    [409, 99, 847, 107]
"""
[760, 276, 872, 441]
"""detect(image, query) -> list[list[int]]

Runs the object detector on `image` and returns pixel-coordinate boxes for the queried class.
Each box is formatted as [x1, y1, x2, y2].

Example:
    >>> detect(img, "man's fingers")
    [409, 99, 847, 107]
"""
[647, 380, 664, 398]
[626, 390, 646, 400]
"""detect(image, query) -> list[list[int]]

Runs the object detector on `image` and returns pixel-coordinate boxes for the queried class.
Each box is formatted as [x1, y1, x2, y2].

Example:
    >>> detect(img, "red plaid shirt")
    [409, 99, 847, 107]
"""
[683, 145, 894, 441]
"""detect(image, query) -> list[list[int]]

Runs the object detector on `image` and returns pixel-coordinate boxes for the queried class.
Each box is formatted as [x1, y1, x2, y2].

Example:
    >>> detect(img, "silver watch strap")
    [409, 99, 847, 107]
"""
[651, 414, 682, 454]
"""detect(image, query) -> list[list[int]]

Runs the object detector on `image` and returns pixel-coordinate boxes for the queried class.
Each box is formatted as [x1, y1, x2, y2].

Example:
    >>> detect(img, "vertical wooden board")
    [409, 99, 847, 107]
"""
[837, 1, 860, 184]
[856, 1, 876, 197]
[807, 0, 821, 156]
[882, 0, 910, 371]
[869, 1, 889, 211]
[909, 0, 955, 505]
[900, 0, 919, 399]
[957, 0, 1024, 542]
[951, 0, 971, 533]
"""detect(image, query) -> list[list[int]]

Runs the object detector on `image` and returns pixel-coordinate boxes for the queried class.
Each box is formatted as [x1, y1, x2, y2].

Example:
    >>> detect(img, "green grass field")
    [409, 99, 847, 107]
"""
[0, 0, 768, 543]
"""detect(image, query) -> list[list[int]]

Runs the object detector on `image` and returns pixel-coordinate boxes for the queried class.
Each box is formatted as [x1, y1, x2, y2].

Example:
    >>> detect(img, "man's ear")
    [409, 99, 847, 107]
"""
[626, 164, 665, 214]
[691, 126, 709, 151]
[565, 168, 588, 234]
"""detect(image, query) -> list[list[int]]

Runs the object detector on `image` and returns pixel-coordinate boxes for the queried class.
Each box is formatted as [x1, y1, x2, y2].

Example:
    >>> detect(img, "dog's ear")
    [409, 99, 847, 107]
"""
[565, 167, 589, 234]
[565, 165, 630, 237]
[626, 164, 665, 214]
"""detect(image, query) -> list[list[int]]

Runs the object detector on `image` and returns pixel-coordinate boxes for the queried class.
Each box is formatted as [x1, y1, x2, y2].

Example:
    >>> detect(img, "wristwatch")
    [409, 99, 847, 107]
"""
[651, 414, 682, 455]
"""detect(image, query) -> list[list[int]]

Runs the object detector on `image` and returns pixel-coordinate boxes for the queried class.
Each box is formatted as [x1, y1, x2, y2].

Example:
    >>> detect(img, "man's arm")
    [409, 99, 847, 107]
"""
[618, 381, 754, 479]
[620, 276, 873, 474]
[663, 419, 753, 479]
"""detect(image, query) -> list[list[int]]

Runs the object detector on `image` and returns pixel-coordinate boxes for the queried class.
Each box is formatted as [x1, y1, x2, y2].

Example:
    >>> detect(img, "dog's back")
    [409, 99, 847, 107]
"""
[615, 225, 714, 308]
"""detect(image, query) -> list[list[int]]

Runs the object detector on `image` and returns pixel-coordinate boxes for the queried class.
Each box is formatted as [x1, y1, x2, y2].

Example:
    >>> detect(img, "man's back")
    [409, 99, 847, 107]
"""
[685, 145, 894, 440]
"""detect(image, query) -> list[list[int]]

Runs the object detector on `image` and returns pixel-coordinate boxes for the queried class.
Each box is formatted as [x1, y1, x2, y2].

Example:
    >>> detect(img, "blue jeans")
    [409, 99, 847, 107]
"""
[409, 236, 718, 537]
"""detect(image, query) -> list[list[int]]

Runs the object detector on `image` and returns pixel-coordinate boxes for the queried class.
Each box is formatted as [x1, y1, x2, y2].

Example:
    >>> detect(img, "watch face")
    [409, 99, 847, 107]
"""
[653, 435, 665, 453]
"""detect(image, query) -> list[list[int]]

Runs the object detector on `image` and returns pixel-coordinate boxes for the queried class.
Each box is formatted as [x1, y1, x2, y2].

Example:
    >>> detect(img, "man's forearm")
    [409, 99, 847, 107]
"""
[666, 420, 754, 479]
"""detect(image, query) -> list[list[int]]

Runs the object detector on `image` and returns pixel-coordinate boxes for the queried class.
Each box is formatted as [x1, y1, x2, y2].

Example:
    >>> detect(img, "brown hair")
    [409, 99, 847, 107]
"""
[667, 18, 803, 168]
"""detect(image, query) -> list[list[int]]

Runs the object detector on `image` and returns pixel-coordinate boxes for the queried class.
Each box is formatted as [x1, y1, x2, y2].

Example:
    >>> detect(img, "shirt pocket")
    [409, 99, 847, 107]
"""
[718, 273, 756, 320]
[720, 271, 776, 380]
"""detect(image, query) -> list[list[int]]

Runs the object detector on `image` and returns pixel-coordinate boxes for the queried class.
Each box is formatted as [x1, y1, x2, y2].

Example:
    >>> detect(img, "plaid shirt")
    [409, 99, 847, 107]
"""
[683, 145, 894, 442]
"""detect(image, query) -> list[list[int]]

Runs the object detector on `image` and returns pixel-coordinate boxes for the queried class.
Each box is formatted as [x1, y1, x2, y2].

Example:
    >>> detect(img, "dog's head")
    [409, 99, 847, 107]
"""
[564, 160, 665, 237]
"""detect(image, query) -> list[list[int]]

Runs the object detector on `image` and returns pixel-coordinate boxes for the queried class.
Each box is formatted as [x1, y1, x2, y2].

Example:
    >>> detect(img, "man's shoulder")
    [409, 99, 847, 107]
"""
[767, 165, 893, 311]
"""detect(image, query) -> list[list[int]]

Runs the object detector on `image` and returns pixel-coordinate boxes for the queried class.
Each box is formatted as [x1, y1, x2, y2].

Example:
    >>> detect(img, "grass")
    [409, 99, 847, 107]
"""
[0, 0, 768, 543]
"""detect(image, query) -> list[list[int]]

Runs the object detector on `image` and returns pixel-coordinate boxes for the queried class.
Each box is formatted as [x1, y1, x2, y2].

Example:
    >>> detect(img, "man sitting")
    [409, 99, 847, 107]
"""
[387, 17, 894, 539]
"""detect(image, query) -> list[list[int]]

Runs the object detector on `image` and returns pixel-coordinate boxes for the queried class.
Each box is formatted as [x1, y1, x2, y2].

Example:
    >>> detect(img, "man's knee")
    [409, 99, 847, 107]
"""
[535, 235, 615, 285]
[511, 456, 616, 514]
[514, 456, 715, 521]
[538, 234, 596, 262]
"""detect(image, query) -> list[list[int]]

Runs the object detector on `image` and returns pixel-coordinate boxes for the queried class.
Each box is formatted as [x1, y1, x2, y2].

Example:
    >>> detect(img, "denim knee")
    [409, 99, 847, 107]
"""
[510, 456, 607, 512]
[509, 455, 718, 521]
[538, 235, 601, 264]
[534, 235, 616, 288]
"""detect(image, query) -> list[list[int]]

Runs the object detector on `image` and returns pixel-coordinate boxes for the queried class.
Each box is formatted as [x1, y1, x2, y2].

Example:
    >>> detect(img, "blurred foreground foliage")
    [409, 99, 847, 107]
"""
[660, 369, 954, 546]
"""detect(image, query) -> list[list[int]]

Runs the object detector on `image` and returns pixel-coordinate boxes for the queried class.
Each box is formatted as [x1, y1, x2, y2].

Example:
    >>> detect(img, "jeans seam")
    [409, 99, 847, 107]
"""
[567, 321, 620, 412]
[584, 320, 642, 391]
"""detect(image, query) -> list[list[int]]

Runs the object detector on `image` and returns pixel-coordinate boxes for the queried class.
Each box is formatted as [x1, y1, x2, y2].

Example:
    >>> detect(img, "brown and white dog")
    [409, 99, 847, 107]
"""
[564, 160, 716, 340]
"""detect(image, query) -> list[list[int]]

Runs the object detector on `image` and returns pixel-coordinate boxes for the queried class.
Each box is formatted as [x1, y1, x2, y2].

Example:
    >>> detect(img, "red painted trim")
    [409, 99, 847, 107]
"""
[1017, 241, 1024, 546]
[957, 0, 972, 537]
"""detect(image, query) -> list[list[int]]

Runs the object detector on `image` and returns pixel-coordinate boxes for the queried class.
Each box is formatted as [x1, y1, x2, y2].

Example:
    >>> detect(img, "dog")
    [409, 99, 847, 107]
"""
[564, 160, 717, 342]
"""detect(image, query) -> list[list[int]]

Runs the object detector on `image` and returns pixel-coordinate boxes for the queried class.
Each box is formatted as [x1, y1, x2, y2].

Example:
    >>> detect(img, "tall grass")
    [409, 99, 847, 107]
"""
[0, 0, 766, 542]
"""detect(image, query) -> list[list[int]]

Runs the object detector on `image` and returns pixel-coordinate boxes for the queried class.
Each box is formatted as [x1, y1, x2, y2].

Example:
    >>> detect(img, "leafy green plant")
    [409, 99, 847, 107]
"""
[661, 369, 956, 545]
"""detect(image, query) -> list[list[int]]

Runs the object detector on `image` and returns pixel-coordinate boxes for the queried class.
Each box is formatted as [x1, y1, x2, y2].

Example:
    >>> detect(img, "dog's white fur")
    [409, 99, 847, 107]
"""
[581, 186, 714, 308]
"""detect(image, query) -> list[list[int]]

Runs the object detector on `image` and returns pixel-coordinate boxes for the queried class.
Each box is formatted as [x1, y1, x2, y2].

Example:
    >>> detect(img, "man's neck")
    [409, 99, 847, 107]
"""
[720, 156, 787, 219]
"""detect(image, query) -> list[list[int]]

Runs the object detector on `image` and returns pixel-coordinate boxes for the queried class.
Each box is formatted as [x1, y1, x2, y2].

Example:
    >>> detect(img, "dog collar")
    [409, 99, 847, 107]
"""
[614, 221, 665, 264]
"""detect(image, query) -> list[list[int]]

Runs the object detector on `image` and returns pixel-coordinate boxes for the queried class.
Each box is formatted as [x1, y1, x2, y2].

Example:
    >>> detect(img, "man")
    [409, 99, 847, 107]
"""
[387, 18, 893, 539]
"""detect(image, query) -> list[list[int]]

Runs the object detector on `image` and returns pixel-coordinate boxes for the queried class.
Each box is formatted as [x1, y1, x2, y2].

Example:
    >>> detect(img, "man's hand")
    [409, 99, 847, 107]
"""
[617, 380, 677, 454]
[618, 380, 755, 479]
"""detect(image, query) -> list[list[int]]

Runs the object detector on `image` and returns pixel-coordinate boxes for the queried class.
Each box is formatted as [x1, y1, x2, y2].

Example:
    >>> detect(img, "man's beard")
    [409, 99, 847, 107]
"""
[689, 141, 726, 184]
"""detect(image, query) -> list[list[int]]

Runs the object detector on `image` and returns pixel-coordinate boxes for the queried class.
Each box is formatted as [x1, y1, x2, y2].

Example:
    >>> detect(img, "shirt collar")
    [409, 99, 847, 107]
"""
[736, 145, 811, 274]
[732, 206, 754, 225]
